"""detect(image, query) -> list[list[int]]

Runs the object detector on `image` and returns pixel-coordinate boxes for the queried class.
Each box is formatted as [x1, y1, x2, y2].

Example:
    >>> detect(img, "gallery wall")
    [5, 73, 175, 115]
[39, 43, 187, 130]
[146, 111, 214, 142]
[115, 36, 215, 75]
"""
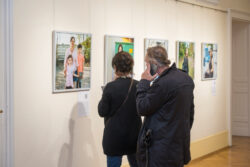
[13, 0, 250, 167]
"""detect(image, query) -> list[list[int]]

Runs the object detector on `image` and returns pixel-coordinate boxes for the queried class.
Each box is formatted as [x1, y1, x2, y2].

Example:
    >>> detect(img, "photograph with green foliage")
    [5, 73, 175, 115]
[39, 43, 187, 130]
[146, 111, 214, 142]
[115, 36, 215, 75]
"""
[53, 31, 91, 93]
[177, 41, 195, 79]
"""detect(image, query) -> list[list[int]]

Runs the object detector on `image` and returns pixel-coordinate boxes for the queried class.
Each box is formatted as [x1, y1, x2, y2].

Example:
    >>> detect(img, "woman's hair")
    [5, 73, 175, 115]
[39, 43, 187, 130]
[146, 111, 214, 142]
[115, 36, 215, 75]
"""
[112, 51, 134, 75]
[118, 44, 123, 52]
[70, 37, 75, 42]
[146, 46, 171, 67]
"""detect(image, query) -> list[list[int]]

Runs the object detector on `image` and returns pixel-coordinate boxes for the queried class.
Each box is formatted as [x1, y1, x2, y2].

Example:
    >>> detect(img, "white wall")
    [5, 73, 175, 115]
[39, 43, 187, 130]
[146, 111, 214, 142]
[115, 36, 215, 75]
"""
[13, 0, 248, 167]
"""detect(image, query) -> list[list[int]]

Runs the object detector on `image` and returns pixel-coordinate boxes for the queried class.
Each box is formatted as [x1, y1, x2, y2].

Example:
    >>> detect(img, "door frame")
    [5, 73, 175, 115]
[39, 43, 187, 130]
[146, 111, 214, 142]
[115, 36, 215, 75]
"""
[227, 9, 250, 146]
[2, 0, 14, 166]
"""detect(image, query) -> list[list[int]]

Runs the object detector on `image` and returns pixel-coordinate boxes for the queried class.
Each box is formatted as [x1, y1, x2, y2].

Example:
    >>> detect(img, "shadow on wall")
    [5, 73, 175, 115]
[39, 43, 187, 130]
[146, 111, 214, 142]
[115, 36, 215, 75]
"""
[58, 102, 100, 167]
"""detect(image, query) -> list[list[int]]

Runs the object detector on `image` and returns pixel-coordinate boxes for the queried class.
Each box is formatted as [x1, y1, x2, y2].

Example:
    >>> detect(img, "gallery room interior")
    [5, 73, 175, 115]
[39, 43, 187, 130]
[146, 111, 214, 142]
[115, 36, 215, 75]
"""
[0, 0, 250, 167]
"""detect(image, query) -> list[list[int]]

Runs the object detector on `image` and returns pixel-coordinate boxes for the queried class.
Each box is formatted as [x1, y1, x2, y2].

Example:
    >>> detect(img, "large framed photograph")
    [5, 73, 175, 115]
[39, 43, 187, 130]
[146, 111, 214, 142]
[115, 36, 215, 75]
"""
[53, 31, 92, 93]
[176, 41, 195, 79]
[104, 35, 134, 84]
[144, 38, 168, 69]
[202, 43, 217, 80]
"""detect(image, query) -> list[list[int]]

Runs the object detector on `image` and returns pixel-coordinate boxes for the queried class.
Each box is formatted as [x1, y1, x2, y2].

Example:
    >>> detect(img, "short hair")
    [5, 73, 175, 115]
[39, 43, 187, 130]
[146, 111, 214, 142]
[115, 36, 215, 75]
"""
[112, 51, 134, 74]
[77, 44, 82, 49]
[146, 46, 171, 66]
[70, 37, 75, 42]
[67, 55, 73, 60]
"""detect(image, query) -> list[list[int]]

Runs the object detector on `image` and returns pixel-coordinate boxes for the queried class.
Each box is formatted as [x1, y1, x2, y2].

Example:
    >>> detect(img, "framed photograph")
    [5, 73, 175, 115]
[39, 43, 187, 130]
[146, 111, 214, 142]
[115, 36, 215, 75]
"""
[176, 41, 195, 79]
[144, 38, 168, 69]
[201, 43, 217, 80]
[53, 31, 92, 93]
[104, 35, 134, 84]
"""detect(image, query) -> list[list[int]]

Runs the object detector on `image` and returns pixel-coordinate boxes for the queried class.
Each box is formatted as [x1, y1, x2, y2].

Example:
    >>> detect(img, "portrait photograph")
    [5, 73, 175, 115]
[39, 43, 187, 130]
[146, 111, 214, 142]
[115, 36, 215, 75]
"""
[144, 38, 168, 68]
[53, 31, 92, 93]
[202, 43, 217, 80]
[104, 35, 134, 84]
[176, 41, 195, 79]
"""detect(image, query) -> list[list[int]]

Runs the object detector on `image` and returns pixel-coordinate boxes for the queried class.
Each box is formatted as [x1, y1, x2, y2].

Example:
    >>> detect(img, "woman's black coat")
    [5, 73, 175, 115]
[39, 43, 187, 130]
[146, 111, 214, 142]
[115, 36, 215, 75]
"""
[98, 78, 142, 156]
[136, 63, 194, 167]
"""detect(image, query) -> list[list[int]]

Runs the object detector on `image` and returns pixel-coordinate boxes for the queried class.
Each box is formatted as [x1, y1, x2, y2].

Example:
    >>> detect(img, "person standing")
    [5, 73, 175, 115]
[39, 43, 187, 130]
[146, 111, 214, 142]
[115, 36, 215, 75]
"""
[64, 36, 78, 88]
[136, 46, 195, 167]
[98, 51, 142, 167]
[182, 48, 189, 74]
[76, 44, 85, 88]
[64, 55, 78, 89]
[64, 36, 78, 68]
[205, 49, 214, 78]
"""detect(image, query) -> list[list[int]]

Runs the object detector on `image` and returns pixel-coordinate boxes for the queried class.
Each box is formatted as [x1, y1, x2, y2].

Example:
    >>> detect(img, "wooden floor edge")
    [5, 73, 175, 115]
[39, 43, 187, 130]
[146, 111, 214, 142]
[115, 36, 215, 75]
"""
[122, 131, 229, 167]
[189, 146, 230, 163]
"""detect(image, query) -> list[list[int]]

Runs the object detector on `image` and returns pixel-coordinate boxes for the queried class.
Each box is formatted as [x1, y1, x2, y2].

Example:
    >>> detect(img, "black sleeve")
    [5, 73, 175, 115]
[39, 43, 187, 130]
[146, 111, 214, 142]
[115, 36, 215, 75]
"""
[136, 79, 165, 116]
[98, 85, 112, 117]
[190, 93, 194, 129]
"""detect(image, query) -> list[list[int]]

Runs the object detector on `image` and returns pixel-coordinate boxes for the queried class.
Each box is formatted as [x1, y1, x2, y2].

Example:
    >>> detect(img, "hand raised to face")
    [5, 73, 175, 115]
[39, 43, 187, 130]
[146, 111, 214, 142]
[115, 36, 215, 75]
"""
[141, 63, 158, 81]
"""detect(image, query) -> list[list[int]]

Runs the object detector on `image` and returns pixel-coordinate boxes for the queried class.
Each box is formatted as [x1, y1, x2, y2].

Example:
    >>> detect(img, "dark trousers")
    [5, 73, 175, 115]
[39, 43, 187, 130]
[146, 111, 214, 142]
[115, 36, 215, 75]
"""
[107, 154, 138, 167]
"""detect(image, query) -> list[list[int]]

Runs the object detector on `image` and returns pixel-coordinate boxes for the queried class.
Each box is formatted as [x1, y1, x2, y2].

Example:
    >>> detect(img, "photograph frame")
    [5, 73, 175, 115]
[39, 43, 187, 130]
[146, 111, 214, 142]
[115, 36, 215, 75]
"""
[144, 38, 169, 70]
[52, 30, 92, 93]
[201, 42, 218, 81]
[176, 41, 195, 79]
[104, 34, 135, 85]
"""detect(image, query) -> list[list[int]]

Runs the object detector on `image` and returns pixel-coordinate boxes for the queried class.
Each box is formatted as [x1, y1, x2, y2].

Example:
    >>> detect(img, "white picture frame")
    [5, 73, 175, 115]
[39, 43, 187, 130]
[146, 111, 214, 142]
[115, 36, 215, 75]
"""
[52, 31, 92, 93]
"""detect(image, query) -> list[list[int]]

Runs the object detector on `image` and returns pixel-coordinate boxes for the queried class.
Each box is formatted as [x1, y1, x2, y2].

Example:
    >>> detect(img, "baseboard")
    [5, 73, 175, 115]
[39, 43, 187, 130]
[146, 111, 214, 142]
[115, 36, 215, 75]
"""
[121, 131, 229, 167]
[121, 164, 130, 167]
[190, 130, 229, 159]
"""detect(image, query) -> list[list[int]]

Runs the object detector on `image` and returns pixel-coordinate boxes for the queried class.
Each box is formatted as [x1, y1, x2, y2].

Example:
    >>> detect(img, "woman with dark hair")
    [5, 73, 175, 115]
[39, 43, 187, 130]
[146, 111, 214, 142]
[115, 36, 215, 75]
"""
[98, 51, 142, 167]
[118, 44, 123, 52]
[64, 36, 79, 88]
[64, 36, 78, 68]
[182, 48, 189, 73]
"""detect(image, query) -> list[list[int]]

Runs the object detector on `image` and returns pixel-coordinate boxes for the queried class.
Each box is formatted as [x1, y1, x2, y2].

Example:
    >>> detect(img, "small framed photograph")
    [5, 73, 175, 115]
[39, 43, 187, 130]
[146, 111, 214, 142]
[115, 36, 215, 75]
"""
[176, 41, 195, 79]
[201, 43, 218, 80]
[144, 38, 168, 69]
[53, 31, 92, 93]
[104, 35, 134, 84]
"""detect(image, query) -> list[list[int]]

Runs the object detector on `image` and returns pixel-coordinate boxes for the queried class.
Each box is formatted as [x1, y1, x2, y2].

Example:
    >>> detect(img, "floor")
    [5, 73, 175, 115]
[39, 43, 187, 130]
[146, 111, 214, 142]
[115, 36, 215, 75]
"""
[186, 136, 250, 167]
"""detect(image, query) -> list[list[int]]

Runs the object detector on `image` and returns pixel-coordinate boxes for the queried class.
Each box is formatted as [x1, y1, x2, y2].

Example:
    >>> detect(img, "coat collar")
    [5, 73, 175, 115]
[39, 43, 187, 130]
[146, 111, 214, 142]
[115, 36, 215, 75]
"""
[159, 63, 176, 78]
[150, 63, 176, 85]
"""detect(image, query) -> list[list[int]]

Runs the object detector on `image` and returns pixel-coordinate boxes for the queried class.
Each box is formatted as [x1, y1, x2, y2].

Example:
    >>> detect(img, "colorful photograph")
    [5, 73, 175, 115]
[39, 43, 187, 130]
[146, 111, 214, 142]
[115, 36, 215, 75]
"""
[202, 43, 217, 80]
[144, 38, 168, 68]
[53, 31, 91, 93]
[104, 35, 134, 84]
[176, 41, 195, 79]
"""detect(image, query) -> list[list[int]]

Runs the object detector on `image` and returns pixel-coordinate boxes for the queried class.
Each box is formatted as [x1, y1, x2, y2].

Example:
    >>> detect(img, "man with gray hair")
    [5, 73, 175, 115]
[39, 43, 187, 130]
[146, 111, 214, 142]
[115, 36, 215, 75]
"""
[136, 46, 195, 167]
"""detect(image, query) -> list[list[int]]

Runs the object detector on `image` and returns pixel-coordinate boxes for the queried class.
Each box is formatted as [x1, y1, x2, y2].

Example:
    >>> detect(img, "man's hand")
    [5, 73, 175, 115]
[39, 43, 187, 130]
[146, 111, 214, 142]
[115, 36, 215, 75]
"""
[141, 63, 158, 81]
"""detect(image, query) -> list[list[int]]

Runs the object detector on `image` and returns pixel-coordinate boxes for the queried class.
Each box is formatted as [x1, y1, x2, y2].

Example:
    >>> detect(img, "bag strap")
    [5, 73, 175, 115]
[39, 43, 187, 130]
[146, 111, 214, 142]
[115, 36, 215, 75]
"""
[106, 78, 133, 120]
[105, 78, 134, 126]
[116, 78, 134, 112]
